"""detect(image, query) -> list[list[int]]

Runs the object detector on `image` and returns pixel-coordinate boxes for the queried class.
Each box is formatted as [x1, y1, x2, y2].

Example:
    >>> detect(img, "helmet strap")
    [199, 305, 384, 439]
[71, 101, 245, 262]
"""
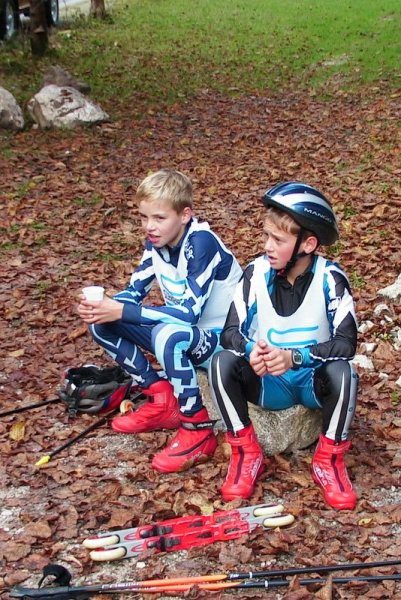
[278, 229, 319, 277]
[278, 228, 306, 276]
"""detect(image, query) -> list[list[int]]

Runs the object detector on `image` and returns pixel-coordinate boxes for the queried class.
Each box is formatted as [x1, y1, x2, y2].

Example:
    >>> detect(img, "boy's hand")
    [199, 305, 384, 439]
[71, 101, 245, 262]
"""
[249, 340, 270, 376]
[263, 346, 293, 376]
[77, 294, 124, 324]
[250, 340, 292, 377]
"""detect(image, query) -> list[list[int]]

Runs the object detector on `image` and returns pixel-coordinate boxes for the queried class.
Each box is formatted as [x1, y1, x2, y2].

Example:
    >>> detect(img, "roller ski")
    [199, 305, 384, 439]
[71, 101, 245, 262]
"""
[82, 503, 295, 561]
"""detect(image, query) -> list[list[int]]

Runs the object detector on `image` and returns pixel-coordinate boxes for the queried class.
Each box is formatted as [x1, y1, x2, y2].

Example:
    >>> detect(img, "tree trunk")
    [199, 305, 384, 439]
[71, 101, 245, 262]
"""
[29, 0, 48, 55]
[90, 0, 107, 19]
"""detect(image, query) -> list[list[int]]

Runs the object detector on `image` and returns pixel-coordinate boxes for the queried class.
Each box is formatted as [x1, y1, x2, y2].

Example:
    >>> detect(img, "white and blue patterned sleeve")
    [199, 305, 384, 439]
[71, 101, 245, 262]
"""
[113, 244, 155, 306]
[120, 231, 235, 326]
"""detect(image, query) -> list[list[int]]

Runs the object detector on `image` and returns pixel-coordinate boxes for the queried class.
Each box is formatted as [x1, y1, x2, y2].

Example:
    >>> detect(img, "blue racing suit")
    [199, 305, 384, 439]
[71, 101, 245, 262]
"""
[209, 254, 358, 442]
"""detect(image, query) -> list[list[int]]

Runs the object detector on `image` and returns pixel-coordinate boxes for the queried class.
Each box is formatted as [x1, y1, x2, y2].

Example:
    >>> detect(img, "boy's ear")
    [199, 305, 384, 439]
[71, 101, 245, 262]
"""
[181, 206, 193, 224]
[303, 235, 319, 254]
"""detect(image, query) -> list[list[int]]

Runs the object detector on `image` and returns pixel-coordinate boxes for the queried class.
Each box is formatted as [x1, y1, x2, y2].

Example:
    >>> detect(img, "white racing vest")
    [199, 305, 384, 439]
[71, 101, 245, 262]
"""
[254, 255, 330, 348]
[151, 219, 242, 330]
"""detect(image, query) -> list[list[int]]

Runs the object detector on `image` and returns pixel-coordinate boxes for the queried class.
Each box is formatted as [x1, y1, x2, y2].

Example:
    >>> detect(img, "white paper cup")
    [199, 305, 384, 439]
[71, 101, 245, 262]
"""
[82, 286, 105, 302]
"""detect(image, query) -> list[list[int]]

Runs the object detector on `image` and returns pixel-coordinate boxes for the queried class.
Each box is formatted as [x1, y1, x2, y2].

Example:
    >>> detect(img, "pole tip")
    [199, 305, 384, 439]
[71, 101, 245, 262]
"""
[35, 455, 51, 467]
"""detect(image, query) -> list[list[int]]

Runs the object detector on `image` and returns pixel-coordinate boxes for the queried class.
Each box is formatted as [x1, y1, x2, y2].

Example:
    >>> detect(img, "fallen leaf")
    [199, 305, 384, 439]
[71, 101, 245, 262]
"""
[8, 349, 25, 358]
[23, 521, 52, 539]
[9, 422, 26, 441]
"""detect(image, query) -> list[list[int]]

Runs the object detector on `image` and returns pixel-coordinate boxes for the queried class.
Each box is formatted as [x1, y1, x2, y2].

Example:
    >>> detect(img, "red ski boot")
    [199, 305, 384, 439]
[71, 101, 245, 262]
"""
[220, 424, 264, 501]
[151, 407, 217, 473]
[311, 434, 357, 510]
[111, 380, 180, 433]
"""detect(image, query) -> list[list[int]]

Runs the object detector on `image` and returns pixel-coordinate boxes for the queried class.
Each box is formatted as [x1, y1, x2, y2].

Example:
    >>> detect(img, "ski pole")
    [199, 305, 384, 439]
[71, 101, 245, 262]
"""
[133, 559, 401, 584]
[229, 557, 401, 580]
[35, 391, 145, 467]
[232, 573, 401, 589]
[0, 397, 59, 418]
[9, 573, 401, 597]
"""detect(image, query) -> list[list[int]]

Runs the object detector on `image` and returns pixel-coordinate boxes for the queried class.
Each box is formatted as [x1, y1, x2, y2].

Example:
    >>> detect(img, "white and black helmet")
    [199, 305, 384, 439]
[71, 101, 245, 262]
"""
[262, 181, 339, 246]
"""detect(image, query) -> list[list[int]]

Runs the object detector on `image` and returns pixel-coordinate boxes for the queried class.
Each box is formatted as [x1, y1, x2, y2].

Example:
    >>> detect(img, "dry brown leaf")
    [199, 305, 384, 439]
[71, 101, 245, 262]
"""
[289, 472, 310, 487]
[68, 324, 89, 340]
[8, 349, 25, 357]
[2, 542, 31, 562]
[314, 574, 333, 599]
[22, 521, 52, 539]
[373, 341, 395, 361]
[9, 421, 26, 441]
[358, 517, 375, 528]
[105, 508, 135, 529]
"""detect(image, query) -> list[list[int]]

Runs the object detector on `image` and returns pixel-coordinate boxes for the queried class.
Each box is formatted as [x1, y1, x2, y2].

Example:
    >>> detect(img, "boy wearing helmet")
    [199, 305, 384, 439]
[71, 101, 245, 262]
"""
[209, 182, 358, 510]
[77, 169, 242, 473]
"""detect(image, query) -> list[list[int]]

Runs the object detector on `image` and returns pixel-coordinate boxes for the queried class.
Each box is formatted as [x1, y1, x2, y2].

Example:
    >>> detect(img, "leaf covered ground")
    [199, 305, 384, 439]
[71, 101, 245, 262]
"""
[1, 85, 401, 599]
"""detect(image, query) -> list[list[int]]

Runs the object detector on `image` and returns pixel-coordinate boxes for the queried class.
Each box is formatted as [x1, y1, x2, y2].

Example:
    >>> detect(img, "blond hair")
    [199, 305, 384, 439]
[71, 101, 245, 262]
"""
[135, 169, 193, 212]
[264, 206, 314, 240]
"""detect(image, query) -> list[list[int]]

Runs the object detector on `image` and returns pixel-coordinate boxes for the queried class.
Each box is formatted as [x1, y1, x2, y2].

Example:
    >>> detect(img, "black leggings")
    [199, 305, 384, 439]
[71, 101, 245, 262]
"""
[209, 350, 358, 442]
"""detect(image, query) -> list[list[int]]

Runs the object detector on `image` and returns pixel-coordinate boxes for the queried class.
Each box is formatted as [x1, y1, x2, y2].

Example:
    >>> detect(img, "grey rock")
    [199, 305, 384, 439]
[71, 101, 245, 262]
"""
[378, 274, 401, 302]
[359, 342, 377, 354]
[352, 354, 375, 370]
[358, 320, 374, 334]
[392, 326, 401, 351]
[0, 87, 24, 130]
[373, 303, 392, 316]
[42, 65, 91, 93]
[197, 370, 321, 455]
[27, 85, 109, 129]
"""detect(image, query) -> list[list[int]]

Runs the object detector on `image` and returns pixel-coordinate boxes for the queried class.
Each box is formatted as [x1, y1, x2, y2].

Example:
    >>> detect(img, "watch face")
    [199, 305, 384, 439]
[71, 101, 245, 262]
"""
[293, 350, 303, 366]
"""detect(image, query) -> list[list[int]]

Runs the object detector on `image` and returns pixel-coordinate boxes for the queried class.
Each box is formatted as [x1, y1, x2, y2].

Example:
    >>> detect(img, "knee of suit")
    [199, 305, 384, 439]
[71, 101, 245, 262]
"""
[152, 323, 194, 362]
[314, 360, 358, 406]
[89, 323, 107, 343]
[210, 349, 242, 384]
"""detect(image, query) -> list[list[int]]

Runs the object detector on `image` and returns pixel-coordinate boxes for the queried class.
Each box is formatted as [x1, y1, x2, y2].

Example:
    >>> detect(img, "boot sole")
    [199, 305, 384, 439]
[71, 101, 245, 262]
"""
[111, 415, 180, 433]
[153, 452, 214, 473]
[111, 423, 179, 434]
[312, 472, 357, 510]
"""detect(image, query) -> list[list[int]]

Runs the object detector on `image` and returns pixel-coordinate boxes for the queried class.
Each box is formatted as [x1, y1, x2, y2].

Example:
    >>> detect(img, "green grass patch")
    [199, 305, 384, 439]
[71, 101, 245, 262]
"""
[72, 195, 103, 206]
[32, 236, 49, 248]
[94, 251, 126, 261]
[34, 279, 52, 295]
[0, 242, 20, 252]
[8, 221, 47, 232]
[0, 0, 400, 109]
[1, 147, 15, 158]
[349, 270, 366, 289]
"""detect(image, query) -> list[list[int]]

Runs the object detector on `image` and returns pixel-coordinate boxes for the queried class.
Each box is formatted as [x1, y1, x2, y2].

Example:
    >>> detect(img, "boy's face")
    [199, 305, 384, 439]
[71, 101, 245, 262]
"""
[138, 199, 192, 248]
[262, 217, 299, 270]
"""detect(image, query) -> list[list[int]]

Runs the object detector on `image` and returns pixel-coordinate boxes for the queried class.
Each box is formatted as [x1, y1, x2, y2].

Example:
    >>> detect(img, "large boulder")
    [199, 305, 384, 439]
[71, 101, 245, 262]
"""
[0, 87, 24, 131]
[197, 370, 322, 455]
[27, 85, 109, 129]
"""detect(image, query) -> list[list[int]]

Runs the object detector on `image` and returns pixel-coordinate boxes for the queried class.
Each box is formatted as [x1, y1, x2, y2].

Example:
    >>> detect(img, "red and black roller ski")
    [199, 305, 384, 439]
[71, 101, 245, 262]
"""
[82, 503, 295, 561]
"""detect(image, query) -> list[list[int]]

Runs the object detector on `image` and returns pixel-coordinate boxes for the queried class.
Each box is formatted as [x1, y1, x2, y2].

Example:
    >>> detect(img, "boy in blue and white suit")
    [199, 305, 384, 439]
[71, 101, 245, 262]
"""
[77, 169, 242, 473]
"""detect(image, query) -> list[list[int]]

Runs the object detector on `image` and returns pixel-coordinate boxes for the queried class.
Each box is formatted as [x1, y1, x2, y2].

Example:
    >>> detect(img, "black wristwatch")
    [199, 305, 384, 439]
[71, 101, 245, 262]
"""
[292, 349, 303, 369]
